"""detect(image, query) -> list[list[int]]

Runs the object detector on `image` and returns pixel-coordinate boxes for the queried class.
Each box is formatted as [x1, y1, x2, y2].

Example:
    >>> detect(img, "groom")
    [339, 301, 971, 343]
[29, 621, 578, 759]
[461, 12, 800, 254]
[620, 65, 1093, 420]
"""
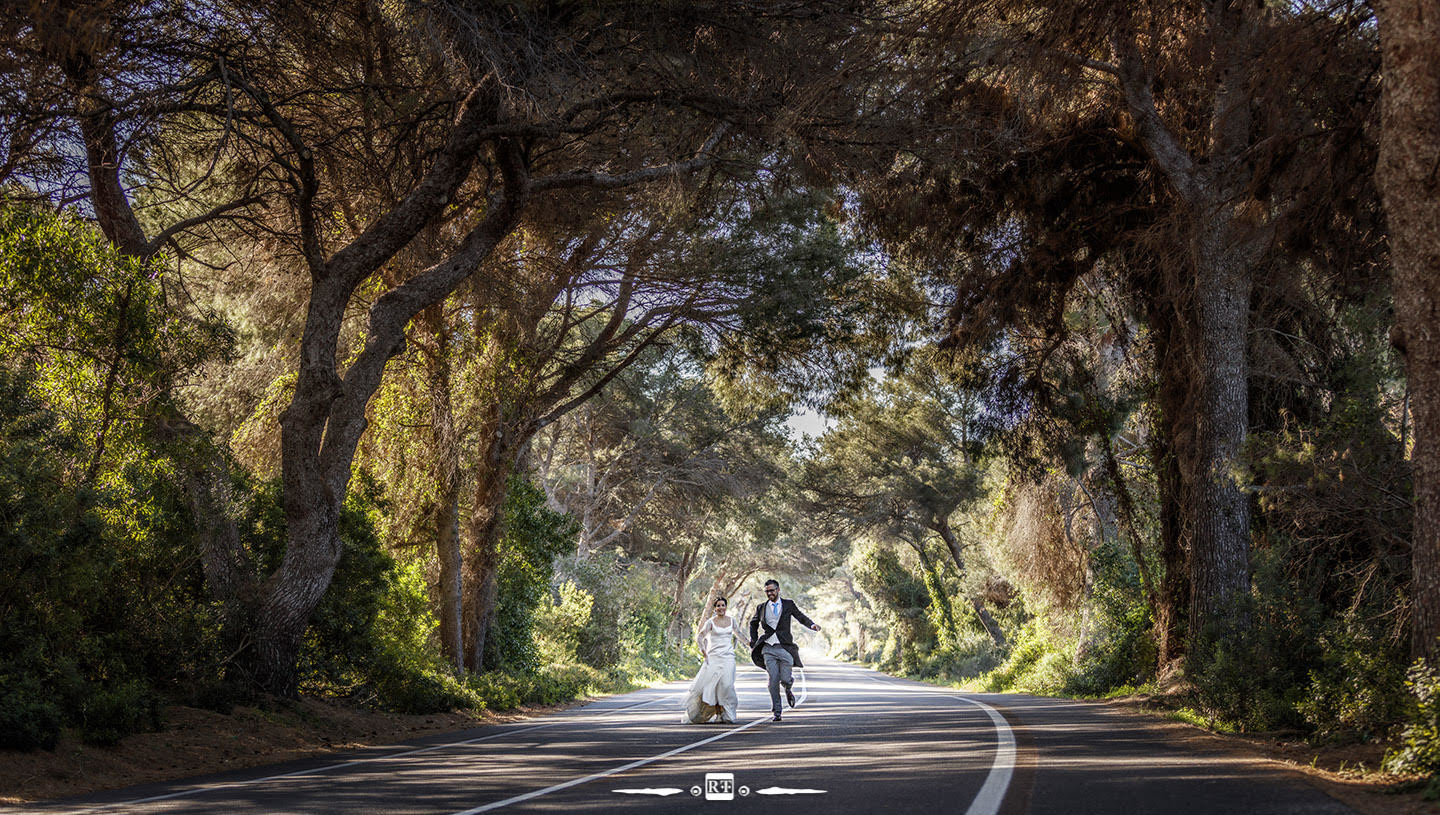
[749, 579, 821, 721]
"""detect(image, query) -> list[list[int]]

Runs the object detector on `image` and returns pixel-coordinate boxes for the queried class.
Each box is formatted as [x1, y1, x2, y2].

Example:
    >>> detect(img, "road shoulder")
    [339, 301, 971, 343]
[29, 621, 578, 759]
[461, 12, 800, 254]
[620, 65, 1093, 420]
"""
[0, 695, 585, 804]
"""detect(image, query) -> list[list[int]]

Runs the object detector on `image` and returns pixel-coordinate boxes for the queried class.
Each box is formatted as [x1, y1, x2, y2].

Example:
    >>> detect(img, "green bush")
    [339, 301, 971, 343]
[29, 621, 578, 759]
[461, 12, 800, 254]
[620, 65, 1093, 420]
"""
[0, 678, 64, 751]
[1061, 540, 1156, 696]
[1299, 617, 1408, 742]
[468, 672, 522, 710]
[912, 633, 1004, 681]
[0, 369, 217, 748]
[1187, 604, 1313, 732]
[553, 553, 692, 680]
[1188, 540, 1407, 736]
[973, 622, 1072, 694]
[79, 680, 165, 746]
[855, 544, 936, 675]
[1384, 659, 1440, 789]
[368, 664, 483, 715]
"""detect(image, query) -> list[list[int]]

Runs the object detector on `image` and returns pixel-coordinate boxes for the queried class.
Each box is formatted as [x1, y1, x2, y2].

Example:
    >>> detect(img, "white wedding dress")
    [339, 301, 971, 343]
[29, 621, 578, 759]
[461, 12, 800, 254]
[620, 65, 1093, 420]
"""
[683, 616, 740, 724]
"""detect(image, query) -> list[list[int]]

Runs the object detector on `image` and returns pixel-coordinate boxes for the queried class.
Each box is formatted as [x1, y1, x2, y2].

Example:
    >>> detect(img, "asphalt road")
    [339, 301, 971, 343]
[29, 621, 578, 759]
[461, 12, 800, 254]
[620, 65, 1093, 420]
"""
[18, 658, 1354, 814]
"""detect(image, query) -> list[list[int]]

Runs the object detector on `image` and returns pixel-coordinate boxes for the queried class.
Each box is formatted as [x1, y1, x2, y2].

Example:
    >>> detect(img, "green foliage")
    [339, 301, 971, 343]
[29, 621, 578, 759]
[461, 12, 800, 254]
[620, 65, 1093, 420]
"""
[618, 576, 685, 678]
[943, 539, 1151, 697]
[555, 554, 627, 668]
[1186, 550, 1326, 732]
[854, 544, 935, 674]
[551, 553, 694, 680]
[1063, 540, 1156, 696]
[803, 349, 987, 546]
[0, 201, 254, 748]
[78, 680, 166, 747]
[0, 678, 63, 751]
[485, 478, 581, 673]
[1298, 617, 1408, 742]
[1384, 660, 1440, 792]
[1187, 615, 1312, 732]
[535, 581, 595, 665]
[0, 367, 229, 747]
[466, 664, 598, 710]
[1184, 533, 1409, 736]
[702, 190, 903, 412]
[246, 472, 600, 714]
[0, 200, 231, 475]
[233, 475, 471, 714]
[971, 622, 1073, 695]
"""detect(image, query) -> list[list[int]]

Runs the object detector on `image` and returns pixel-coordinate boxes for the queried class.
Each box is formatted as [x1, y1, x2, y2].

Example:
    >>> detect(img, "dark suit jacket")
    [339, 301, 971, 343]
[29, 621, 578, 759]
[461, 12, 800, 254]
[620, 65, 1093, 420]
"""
[749, 598, 816, 669]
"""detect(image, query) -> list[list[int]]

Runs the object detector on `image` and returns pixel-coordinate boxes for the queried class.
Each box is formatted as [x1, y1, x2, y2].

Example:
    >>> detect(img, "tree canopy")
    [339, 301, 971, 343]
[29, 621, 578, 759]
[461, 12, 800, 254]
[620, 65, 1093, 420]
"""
[2, 0, 1438, 778]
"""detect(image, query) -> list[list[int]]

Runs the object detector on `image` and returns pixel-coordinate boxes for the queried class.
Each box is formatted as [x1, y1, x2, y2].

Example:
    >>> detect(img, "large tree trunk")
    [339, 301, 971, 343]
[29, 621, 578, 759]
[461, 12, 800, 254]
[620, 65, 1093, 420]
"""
[667, 537, 703, 644]
[421, 309, 465, 670]
[1186, 215, 1254, 640]
[462, 404, 534, 673]
[1375, 0, 1440, 662]
[255, 494, 344, 695]
[1153, 426, 1190, 670]
[1116, 4, 1263, 659]
[464, 531, 503, 673]
[463, 451, 513, 673]
[933, 519, 967, 574]
[1147, 286, 1191, 671]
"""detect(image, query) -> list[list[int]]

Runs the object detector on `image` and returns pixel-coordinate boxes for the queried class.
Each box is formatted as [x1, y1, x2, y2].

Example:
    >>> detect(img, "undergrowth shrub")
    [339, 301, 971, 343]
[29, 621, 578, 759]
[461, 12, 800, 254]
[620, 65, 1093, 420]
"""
[1064, 543, 1155, 696]
[0, 369, 224, 748]
[973, 621, 1072, 694]
[78, 680, 165, 747]
[1384, 660, 1440, 796]
[0, 678, 64, 751]
[1299, 617, 1408, 742]
[1189, 542, 1407, 736]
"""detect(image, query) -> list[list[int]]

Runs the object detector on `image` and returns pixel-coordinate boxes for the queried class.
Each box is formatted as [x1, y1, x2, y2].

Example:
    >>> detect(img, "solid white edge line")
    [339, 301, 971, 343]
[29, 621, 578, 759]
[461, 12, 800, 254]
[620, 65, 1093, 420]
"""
[956, 696, 1015, 815]
[450, 714, 772, 814]
[856, 665, 1015, 815]
[61, 689, 687, 814]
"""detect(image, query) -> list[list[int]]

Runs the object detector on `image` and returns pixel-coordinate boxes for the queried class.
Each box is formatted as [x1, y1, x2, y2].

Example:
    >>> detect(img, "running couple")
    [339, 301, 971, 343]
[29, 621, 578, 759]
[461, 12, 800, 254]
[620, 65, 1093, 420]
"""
[683, 578, 821, 724]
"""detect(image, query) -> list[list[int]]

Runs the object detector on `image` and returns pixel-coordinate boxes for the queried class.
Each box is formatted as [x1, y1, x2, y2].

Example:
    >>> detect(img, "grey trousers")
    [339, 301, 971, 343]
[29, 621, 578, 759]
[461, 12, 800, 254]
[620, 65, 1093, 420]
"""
[761, 644, 794, 714]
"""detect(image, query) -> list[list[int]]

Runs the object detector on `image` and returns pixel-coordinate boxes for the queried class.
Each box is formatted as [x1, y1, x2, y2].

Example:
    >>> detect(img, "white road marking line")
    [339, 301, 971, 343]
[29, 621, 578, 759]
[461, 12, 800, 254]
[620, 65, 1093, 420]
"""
[956, 696, 1016, 815]
[855, 666, 1016, 815]
[60, 689, 686, 814]
[449, 714, 772, 814]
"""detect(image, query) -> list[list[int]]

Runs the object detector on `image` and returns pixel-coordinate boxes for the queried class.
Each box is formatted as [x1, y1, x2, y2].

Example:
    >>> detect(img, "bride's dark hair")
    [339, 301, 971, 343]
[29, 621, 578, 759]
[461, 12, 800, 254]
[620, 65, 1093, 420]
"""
[713, 596, 727, 605]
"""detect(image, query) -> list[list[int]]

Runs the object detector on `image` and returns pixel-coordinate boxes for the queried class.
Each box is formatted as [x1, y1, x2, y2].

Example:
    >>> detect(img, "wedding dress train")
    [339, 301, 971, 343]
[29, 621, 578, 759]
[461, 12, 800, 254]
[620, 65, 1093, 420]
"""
[683, 616, 739, 724]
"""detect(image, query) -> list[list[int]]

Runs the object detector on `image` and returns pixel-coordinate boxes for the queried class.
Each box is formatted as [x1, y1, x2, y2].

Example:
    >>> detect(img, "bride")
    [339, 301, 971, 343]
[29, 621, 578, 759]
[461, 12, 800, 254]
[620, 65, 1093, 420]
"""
[683, 596, 748, 724]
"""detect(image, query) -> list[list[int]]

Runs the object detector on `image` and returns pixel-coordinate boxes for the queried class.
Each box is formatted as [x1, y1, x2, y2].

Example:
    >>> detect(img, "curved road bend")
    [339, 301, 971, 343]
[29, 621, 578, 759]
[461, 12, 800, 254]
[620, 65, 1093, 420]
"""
[23, 658, 1353, 815]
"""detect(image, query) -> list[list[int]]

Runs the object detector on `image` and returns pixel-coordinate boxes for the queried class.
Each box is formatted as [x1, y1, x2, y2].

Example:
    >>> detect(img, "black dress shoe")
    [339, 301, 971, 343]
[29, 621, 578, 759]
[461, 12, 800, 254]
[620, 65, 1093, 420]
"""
[784, 685, 796, 708]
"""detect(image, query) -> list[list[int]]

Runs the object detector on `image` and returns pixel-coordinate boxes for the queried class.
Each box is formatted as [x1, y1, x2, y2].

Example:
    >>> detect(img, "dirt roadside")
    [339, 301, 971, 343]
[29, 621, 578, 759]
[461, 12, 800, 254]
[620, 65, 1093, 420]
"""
[0, 697, 572, 805]
[1102, 696, 1438, 815]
